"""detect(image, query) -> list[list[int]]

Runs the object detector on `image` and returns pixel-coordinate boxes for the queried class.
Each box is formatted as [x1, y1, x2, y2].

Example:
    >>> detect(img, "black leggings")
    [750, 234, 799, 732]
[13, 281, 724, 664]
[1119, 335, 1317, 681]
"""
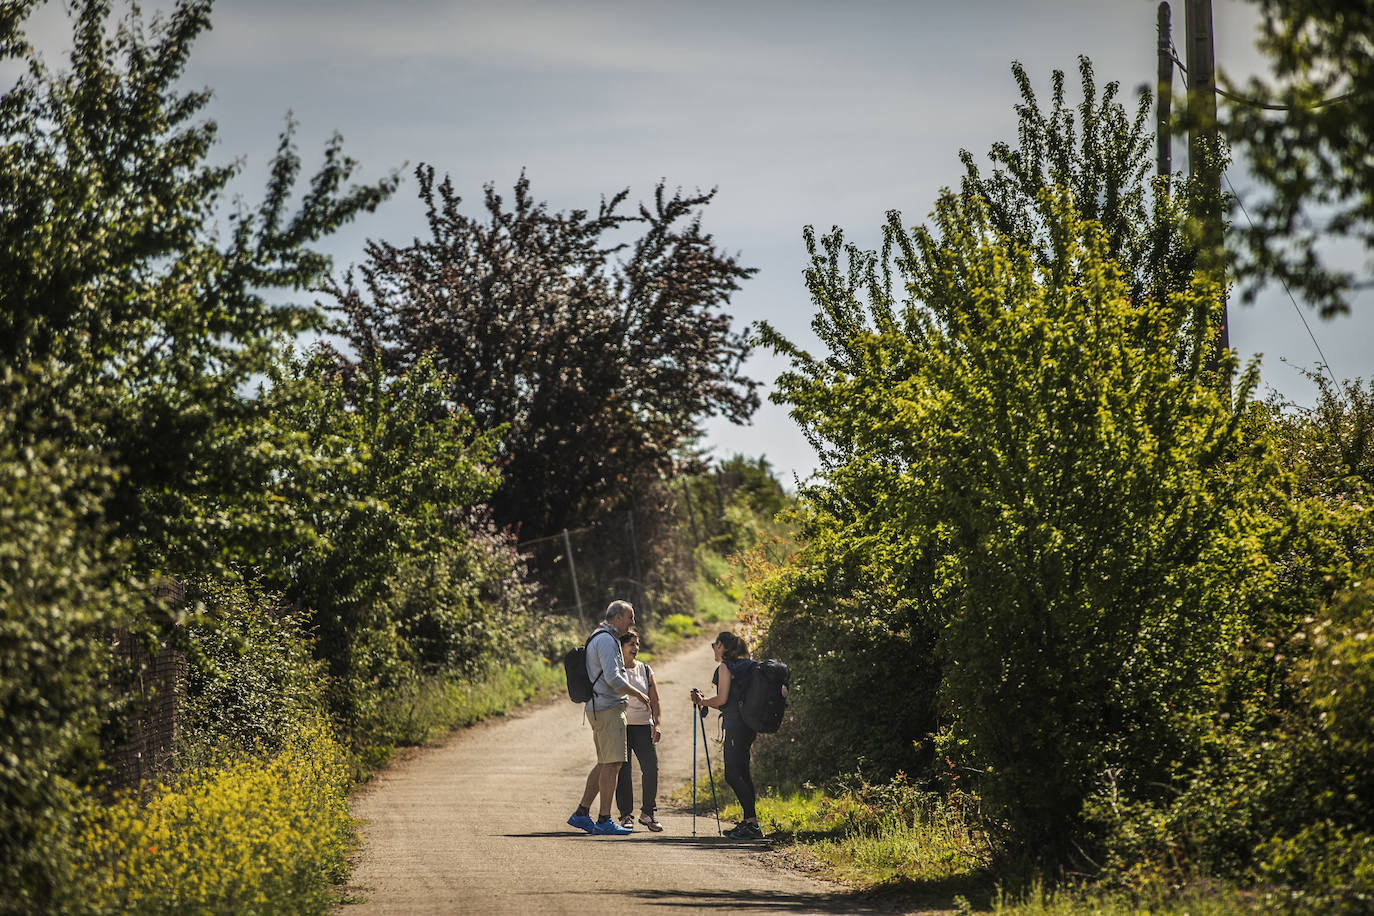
[616, 724, 659, 817]
[723, 725, 757, 821]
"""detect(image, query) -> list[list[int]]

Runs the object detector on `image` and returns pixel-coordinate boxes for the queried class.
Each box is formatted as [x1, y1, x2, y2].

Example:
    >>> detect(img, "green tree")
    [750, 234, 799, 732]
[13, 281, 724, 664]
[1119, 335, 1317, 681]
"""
[0, 4, 392, 905]
[1224, 0, 1374, 316]
[0, 378, 138, 912]
[0, 0, 396, 577]
[328, 166, 759, 539]
[751, 61, 1220, 792]
[764, 182, 1276, 864]
[962, 57, 1199, 308]
[257, 350, 511, 733]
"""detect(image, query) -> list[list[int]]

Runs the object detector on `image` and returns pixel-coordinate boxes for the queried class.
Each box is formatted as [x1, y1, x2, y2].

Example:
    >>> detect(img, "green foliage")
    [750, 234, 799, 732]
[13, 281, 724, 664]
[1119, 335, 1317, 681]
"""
[752, 60, 1283, 869]
[962, 57, 1199, 308]
[179, 574, 327, 760]
[71, 725, 353, 915]
[0, 393, 137, 913]
[748, 499, 944, 783]
[675, 454, 793, 556]
[388, 512, 556, 678]
[0, 0, 396, 577]
[661, 613, 701, 638]
[257, 350, 509, 731]
[1223, 0, 1374, 317]
[1146, 574, 1374, 912]
[328, 167, 759, 539]
[909, 198, 1266, 861]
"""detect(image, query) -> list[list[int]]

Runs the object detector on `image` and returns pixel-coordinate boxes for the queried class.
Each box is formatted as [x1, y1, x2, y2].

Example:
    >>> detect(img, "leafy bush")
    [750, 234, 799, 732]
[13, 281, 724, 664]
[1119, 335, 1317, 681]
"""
[390, 510, 556, 677]
[0, 398, 141, 914]
[180, 574, 327, 759]
[760, 182, 1279, 862]
[72, 725, 353, 915]
[258, 351, 507, 734]
[754, 59, 1285, 869]
[1076, 385, 1374, 898]
[749, 527, 941, 784]
[661, 613, 701, 638]
[1174, 575, 1374, 913]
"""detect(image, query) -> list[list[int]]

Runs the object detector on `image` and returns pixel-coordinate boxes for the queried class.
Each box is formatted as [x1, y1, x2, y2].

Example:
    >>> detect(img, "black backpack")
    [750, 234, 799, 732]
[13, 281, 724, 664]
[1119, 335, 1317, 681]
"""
[738, 658, 790, 733]
[563, 629, 616, 703]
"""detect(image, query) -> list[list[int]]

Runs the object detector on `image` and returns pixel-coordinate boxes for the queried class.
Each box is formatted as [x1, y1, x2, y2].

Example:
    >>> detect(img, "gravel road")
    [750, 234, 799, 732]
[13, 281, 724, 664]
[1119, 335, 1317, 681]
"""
[339, 638, 905, 915]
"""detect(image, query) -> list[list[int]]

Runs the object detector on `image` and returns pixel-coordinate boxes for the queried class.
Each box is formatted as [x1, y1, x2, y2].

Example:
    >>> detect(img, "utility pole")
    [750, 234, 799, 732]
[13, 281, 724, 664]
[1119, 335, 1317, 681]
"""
[1185, 0, 1229, 358]
[1157, 2, 1173, 185]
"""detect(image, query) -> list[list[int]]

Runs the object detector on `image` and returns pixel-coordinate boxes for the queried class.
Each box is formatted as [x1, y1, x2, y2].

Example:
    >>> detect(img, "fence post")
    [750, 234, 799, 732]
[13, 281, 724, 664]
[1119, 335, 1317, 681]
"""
[627, 509, 649, 619]
[713, 469, 727, 534]
[562, 528, 586, 625]
[680, 477, 701, 546]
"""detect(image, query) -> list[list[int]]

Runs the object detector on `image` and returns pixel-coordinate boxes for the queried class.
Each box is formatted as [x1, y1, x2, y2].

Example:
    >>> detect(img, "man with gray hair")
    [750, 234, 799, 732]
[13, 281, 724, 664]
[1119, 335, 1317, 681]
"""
[567, 600, 651, 835]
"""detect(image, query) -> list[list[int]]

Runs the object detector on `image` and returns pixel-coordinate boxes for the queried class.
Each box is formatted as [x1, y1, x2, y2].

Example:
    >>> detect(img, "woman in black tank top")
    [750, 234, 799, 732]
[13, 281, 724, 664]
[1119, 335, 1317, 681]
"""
[689, 632, 763, 839]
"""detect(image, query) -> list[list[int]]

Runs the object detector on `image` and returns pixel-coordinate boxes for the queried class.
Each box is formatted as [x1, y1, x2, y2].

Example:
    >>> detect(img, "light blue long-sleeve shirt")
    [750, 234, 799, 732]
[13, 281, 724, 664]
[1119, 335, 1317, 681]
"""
[585, 623, 630, 712]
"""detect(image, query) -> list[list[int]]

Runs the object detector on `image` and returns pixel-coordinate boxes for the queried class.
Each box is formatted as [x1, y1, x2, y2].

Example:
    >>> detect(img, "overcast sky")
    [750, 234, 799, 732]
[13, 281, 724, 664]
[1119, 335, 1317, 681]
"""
[16, 0, 1373, 484]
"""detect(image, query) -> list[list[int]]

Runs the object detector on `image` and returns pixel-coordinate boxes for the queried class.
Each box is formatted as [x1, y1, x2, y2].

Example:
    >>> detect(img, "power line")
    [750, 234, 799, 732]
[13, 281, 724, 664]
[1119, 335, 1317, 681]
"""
[1167, 41, 1347, 401]
[1170, 50, 1354, 111]
[1223, 171, 1350, 403]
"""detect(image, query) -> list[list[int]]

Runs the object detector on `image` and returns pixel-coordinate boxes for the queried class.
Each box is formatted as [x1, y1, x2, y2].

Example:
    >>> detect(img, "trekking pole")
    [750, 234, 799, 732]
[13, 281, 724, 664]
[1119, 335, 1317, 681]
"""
[691, 700, 698, 837]
[697, 706, 722, 836]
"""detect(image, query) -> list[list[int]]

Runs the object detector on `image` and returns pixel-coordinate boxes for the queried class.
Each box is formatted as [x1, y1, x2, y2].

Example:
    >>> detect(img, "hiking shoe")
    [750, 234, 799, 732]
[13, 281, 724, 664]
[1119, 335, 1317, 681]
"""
[591, 818, 633, 836]
[724, 821, 764, 840]
[618, 815, 636, 830]
[567, 813, 597, 834]
[638, 813, 664, 832]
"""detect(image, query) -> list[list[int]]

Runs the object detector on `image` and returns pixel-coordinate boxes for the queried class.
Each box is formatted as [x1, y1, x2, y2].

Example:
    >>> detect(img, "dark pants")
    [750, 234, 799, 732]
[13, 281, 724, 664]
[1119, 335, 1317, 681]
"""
[616, 723, 659, 817]
[723, 724, 757, 821]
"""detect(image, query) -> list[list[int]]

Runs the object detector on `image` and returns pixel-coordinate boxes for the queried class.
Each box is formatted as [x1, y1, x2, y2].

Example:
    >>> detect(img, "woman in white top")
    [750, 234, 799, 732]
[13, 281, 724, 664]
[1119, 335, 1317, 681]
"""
[615, 629, 663, 831]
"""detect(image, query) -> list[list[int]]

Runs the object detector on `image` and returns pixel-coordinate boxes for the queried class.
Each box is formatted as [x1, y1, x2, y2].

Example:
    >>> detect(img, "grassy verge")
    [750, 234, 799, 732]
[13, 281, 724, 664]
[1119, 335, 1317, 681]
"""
[352, 660, 567, 778]
[692, 546, 743, 626]
[670, 775, 991, 904]
[665, 773, 1288, 915]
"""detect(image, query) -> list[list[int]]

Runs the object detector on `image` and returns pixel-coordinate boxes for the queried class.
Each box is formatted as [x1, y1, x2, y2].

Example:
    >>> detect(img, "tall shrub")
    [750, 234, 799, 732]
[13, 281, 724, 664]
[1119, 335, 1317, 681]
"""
[0, 416, 136, 913]
[761, 184, 1278, 863]
[258, 350, 517, 733]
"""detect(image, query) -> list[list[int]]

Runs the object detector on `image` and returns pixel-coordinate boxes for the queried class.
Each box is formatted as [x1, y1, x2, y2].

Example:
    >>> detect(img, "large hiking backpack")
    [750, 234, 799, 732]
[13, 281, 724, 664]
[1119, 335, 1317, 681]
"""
[563, 630, 616, 703]
[738, 658, 790, 733]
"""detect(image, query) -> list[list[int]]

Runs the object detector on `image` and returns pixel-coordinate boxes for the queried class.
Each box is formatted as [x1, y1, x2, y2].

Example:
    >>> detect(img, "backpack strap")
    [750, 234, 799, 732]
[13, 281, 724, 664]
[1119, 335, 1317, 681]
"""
[585, 628, 618, 690]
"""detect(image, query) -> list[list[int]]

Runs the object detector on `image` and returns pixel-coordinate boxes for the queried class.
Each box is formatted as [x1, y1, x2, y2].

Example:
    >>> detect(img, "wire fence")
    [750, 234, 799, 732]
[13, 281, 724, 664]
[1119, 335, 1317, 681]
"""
[517, 511, 652, 626]
[105, 579, 186, 794]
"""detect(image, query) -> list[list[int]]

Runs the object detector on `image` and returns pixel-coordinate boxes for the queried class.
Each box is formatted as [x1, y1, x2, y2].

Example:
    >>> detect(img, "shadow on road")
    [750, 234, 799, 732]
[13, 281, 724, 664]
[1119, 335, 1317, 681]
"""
[629, 887, 894, 912]
[503, 832, 767, 850]
[518, 887, 896, 913]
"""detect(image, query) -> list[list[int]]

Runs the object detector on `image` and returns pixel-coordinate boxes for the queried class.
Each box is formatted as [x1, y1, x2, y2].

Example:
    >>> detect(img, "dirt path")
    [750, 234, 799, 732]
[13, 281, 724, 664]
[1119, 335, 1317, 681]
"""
[340, 639, 904, 915]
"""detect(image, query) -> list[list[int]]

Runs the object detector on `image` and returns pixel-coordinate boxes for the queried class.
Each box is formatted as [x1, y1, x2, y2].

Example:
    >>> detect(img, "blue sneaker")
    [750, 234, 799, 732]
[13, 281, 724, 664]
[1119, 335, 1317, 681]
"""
[591, 818, 633, 836]
[567, 813, 596, 834]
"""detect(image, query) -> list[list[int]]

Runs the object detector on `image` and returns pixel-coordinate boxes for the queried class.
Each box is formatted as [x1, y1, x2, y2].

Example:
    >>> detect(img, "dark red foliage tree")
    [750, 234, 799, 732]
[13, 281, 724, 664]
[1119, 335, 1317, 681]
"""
[327, 166, 759, 537]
